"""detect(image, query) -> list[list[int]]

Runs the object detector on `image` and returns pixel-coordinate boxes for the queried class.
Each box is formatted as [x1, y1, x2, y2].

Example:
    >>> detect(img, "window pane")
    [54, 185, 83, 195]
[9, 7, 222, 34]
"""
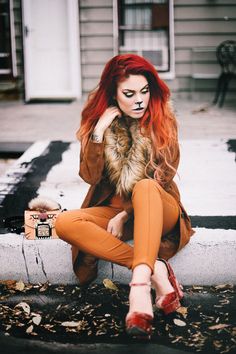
[0, 0, 11, 73]
[125, 7, 151, 27]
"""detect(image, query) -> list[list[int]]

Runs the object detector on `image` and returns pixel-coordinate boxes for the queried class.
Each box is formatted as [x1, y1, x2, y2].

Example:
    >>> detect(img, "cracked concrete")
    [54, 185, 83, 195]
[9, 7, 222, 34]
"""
[0, 227, 235, 285]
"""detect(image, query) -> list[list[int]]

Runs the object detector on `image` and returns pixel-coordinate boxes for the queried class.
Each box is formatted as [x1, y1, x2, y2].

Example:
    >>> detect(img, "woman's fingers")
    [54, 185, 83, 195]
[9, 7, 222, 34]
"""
[107, 224, 120, 238]
[107, 222, 116, 236]
[107, 221, 112, 234]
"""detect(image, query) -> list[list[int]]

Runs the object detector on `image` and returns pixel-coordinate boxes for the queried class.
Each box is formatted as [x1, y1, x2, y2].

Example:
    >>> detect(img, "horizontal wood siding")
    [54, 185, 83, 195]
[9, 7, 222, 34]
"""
[79, 0, 114, 94]
[3, 0, 236, 101]
[171, 0, 236, 98]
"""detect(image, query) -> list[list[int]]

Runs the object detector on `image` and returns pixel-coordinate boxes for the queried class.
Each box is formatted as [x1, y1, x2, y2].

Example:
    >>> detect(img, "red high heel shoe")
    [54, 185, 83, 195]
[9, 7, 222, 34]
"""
[125, 282, 153, 339]
[154, 258, 184, 315]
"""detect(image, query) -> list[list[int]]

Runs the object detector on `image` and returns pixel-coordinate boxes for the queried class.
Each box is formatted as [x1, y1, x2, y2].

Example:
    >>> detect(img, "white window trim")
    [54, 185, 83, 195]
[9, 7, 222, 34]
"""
[0, 0, 17, 77]
[113, 0, 175, 80]
[9, 0, 17, 77]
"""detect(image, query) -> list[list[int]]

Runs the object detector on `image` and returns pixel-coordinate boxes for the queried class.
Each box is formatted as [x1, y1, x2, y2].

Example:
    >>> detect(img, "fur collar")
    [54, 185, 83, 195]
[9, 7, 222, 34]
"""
[104, 118, 153, 197]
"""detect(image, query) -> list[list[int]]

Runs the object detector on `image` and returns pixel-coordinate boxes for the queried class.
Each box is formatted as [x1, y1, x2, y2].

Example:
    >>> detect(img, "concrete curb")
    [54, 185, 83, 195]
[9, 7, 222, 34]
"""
[1, 227, 235, 285]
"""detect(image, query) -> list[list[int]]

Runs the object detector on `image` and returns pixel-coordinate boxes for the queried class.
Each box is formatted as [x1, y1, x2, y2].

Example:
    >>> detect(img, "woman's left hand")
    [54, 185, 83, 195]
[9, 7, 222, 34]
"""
[107, 211, 129, 239]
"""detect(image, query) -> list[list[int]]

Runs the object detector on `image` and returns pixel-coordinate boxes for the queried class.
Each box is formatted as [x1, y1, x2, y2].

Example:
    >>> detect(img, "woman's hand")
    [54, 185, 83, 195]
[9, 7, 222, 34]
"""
[107, 210, 129, 239]
[94, 106, 122, 135]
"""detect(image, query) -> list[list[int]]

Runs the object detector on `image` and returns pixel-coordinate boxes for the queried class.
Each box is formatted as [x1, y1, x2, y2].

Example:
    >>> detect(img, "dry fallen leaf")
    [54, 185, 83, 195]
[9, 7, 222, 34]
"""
[15, 302, 30, 315]
[0, 280, 16, 289]
[192, 286, 203, 290]
[39, 283, 49, 292]
[61, 321, 82, 327]
[208, 323, 230, 330]
[32, 315, 42, 326]
[214, 284, 233, 290]
[213, 340, 223, 349]
[176, 306, 188, 318]
[173, 318, 187, 327]
[15, 280, 25, 291]
[26, 325, 34, 334]
[219, 299, 230, 305]
[103, 279, 119, 291]
[171, 336, 183, 343]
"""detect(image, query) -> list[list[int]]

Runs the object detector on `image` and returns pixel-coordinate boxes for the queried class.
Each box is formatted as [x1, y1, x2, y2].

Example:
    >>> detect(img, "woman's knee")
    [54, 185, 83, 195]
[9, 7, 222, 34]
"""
[55, 211, 71, 238]
[132, 178, 161, 195]
[55, 210, 85, 239]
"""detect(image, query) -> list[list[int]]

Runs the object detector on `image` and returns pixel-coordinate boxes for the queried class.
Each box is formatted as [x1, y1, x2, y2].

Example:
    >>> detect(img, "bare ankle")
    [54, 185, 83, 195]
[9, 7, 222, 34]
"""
[131, 264, 152, 284]
[151, 260, 174, 296]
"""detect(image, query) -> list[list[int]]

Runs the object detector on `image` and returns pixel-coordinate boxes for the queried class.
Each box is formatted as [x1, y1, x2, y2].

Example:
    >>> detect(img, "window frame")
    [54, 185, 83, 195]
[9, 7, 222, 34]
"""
[0, 0, 17, 79]
[113, 0, 175, 80]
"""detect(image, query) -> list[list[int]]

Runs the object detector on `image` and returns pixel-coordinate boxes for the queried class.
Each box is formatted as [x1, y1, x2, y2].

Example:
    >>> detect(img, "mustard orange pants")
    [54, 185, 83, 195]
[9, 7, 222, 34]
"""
[55, 179, 179, 273]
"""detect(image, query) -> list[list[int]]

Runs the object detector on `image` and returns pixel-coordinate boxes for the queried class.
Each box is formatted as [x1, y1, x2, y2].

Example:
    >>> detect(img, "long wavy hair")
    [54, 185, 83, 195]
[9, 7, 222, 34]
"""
[77, 54, 178, 185]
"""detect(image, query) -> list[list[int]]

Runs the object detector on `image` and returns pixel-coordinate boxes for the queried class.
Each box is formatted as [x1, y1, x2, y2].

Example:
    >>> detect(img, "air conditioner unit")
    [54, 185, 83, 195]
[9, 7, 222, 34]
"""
[119, 47, 169, 72]
[142, 48, 169, 71]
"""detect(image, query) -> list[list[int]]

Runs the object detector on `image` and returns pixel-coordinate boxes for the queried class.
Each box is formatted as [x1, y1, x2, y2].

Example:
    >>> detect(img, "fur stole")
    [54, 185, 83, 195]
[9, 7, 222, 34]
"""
[104, 118, 153, 197]
[28, 196, 61, 212]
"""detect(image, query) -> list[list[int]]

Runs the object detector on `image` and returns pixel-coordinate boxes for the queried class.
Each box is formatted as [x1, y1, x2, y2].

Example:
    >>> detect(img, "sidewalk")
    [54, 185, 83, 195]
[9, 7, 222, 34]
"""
[0, 98, 236, 142]
[0, 98, 236, 286]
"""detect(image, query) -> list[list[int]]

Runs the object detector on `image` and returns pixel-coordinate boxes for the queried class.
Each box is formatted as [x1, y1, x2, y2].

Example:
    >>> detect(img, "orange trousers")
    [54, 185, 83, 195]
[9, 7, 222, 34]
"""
[55, 179, 179, 273]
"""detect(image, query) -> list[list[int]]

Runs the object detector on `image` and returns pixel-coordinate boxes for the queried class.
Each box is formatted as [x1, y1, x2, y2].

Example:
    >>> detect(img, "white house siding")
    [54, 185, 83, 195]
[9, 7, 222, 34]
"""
[79, 0, 114, 95]
[1, 0, 236, 101]
[80, 0, 236, 100]
[170, 0, 236, 99]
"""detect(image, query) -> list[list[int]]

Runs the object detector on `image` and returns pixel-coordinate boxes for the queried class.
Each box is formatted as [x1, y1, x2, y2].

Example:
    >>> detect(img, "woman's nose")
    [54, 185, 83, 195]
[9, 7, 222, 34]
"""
[135, 94, 143, 105]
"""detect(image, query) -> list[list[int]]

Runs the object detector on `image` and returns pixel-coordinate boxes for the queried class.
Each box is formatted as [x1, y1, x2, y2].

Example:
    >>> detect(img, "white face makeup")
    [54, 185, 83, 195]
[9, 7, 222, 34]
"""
[116, 75, 150, 119]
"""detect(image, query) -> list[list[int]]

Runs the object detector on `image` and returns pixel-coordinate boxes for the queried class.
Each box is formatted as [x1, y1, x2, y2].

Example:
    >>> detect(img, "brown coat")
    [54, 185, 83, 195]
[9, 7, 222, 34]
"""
[71, 137, 195, 271]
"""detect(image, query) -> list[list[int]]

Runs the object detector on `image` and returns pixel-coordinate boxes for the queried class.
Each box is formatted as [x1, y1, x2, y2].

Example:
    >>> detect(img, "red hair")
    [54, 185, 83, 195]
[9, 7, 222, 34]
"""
[77, 54, 178, 185]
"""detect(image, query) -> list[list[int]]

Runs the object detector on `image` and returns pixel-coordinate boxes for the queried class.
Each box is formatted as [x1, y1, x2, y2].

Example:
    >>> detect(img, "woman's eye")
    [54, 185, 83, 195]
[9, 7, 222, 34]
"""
[124, 92, 133, 98]
[142, 89, 149, 94]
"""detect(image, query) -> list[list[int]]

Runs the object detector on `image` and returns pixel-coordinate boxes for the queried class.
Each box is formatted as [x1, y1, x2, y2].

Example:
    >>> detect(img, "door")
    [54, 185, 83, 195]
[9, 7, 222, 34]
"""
[22, 0, 81, 101]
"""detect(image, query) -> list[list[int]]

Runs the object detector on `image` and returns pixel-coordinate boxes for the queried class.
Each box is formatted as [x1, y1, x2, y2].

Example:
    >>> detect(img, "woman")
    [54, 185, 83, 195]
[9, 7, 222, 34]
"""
[55, 54, 195, 339]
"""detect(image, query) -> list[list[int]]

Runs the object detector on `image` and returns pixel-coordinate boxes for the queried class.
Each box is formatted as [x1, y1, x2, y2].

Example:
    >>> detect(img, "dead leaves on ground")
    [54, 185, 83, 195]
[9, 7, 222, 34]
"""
[0, 281, 235, 353]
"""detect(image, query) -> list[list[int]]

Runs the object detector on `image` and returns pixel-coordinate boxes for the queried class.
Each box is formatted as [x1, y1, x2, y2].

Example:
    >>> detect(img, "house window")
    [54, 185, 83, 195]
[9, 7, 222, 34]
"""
[118, 0, 175, 79]
[0, 0, 17, 78]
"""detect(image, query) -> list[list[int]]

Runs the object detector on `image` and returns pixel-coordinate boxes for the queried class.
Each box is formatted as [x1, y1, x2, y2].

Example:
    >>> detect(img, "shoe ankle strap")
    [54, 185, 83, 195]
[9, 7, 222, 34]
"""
[157, 258, 171, 276]
[129, 281, 151, 287]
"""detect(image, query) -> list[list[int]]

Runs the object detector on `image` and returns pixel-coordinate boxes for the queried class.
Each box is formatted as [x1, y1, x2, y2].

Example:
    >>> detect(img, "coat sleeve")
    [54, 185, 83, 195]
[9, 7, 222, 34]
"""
[162, 141, 180, 188]
[79, 137, 105, 185]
